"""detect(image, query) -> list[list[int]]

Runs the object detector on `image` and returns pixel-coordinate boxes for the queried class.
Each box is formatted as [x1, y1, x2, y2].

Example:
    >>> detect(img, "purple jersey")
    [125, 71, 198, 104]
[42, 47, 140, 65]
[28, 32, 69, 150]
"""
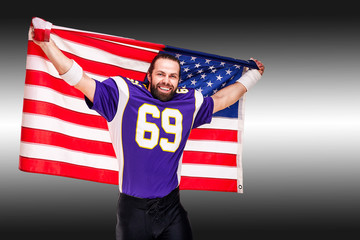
[86, 76, 213, 198]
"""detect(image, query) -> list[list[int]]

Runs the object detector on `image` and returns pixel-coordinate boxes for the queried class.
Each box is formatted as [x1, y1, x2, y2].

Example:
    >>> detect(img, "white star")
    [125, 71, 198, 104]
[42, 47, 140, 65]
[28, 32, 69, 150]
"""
[187, 73, 193, 78]
[208, 66, 215, 70]
[216, 75, 223, 81]
[175, 54, 182, 59]
[191, 56, 197, 61]
[196, 87, 203, 94]
[213, 89, 218, 94]
[197, 69, 203, 74]
[200, 73, 207, 79]
[220, 62, 225, 66]
[206, 81, 213, 87]
[183, 67, 190, 72]
[211, 69, 217, 73]
[235, 65, 241, 69]
[191, 79, 197, 85]
[195, 63, 201, 68]
[205, 59, 211, 64]
[226, 69, 232, 75]
[180, 60, 186, 66]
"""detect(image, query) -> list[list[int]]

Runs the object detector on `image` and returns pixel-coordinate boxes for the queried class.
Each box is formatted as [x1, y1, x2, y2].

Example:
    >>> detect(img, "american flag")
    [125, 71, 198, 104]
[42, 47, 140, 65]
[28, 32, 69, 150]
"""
[20, 20, 258, 193]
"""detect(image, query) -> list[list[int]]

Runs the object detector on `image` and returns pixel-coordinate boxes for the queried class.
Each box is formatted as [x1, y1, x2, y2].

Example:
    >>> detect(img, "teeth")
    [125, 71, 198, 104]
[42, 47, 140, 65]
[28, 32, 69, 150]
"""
[159, 87, 170, 91]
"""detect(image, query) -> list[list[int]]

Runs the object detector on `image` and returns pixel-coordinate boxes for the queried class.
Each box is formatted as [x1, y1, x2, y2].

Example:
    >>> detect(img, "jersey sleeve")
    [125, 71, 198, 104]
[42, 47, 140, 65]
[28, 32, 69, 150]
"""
[192, 96, 214, 129]
[85, 78, 119, 122]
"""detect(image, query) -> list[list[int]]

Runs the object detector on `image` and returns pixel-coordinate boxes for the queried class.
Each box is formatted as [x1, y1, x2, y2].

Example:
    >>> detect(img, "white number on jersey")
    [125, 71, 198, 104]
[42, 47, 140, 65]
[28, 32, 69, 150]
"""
[135, 103, 183, 152]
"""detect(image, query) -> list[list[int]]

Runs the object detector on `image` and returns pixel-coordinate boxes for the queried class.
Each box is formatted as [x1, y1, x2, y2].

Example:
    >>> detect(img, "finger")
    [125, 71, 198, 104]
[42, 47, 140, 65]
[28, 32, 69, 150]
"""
[257, 61, 264, 70]
[250, 58, 264, 74]
[255, 60, 263, 69]
[28, 26, 35, 41]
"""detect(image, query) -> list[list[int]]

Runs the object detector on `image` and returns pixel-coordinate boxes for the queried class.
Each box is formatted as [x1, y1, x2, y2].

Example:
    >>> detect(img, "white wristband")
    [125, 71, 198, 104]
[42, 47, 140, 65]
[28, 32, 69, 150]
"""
[236, 69, 261, 91]
[60, 60, 83, 86]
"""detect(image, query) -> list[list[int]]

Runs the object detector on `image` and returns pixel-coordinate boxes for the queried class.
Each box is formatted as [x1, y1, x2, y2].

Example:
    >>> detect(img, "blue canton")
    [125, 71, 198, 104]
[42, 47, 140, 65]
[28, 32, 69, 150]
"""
[174, 54, 244, 98]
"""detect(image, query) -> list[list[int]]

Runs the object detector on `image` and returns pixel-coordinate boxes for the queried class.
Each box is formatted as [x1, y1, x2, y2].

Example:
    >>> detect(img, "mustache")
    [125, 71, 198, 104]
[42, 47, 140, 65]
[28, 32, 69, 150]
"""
[156, 82, 174, 88]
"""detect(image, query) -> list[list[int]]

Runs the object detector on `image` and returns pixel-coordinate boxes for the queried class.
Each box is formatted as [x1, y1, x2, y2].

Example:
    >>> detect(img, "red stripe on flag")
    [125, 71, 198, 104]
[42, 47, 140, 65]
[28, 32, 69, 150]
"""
[19, 156, 118, 185]
[25, 70, 83, 99]
[61, 51, 147, 81]
[23, 99, 108, 130]
[52, 28, 165, 52]
[52, 29, 160, 63]
[21, 127, 116, 157]
[27, 41, 147, 81]
[180, 176, 237, 192]
[189, 128, 238, 142]
[27, 41, 47, 58]
[182, 151, 237, 167]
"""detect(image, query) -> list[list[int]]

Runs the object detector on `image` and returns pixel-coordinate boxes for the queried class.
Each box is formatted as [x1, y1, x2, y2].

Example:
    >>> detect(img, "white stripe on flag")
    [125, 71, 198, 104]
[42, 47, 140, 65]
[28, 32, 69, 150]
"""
[20, 142, 118, 170]
[181, 164, 237, 180]
[22, 113, 112, 143]
[52, 25, 160, 53]
[51, 34, 151, 73]
[184, 139, 238, 155]
[52, 25, 134, 41]
[24, 84, 98, 116]
[198, 117, 242, 131]
[26, 55, 61, 78]
[26, 54, 110, 81]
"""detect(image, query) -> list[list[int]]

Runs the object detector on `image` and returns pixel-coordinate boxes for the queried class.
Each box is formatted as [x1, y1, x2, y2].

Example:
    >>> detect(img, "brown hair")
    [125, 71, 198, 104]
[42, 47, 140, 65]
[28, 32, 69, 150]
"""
[147, 53, 181, 78]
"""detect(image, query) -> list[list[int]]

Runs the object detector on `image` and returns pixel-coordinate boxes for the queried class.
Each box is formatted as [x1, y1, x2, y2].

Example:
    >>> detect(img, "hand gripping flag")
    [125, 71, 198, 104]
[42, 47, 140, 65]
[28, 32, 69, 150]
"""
[20, 18, 258, 193]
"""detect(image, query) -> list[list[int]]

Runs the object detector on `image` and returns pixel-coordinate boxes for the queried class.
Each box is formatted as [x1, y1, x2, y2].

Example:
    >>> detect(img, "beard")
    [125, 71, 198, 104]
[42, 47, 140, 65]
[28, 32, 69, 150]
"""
[149, 81, 177, 102]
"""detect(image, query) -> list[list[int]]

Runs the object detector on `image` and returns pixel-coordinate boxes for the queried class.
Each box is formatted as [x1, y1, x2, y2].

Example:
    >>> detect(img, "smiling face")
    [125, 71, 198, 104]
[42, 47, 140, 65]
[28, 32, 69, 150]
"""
[147, 58, 180, 102]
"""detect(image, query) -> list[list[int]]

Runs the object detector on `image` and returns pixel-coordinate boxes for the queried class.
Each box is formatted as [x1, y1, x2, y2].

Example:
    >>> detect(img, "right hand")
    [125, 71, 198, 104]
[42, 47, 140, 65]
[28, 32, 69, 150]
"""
[30, 17, 53, 46]
[29, 26, 51, 47]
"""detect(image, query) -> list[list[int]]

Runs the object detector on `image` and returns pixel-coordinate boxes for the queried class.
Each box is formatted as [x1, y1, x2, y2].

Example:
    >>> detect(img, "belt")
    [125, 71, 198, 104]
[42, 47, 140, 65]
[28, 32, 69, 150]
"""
[119, 187, 180, 210]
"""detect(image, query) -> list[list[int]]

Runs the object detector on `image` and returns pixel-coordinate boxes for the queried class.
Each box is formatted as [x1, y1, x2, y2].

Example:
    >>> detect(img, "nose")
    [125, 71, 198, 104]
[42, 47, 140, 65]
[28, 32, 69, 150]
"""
[161, 75, 171, 85]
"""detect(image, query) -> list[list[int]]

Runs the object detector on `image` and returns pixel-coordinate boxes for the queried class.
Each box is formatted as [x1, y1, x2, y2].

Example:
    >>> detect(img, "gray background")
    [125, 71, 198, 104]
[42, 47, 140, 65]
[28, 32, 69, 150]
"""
[1, 3, 359, 239]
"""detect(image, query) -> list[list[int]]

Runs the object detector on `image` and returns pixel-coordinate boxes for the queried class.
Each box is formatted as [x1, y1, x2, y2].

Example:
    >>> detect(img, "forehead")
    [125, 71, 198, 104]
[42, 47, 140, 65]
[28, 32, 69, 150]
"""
[153, 58, 180, 74]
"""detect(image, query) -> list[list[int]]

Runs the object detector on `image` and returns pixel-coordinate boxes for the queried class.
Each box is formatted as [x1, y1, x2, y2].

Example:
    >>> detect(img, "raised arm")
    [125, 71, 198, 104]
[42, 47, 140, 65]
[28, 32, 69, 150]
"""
[30, 26, 96, 102]
[211, 59, 265, 113]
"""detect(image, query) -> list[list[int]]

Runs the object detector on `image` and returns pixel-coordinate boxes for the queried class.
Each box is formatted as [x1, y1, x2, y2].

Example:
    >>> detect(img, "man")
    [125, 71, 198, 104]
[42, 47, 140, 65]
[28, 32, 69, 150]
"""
[31, 23, 264, 240]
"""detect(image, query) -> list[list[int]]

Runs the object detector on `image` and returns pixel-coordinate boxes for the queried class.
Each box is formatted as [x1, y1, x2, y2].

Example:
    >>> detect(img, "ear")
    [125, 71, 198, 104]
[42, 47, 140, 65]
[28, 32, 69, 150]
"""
[146, 72, 152, 90]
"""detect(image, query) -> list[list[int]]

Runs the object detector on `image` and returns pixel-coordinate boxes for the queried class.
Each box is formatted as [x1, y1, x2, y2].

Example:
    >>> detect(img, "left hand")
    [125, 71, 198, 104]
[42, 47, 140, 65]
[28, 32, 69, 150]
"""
[251, 58, 265, 75]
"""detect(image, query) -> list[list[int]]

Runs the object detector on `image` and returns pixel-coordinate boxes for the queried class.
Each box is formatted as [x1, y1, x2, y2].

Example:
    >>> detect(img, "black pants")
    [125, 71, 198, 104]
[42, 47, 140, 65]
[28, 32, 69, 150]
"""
[116, 187, 193, 240]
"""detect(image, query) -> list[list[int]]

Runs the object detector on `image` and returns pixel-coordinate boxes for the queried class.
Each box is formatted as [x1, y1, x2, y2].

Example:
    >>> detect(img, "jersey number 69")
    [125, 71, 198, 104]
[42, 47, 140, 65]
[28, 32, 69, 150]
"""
[135, 103, 183, 152]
